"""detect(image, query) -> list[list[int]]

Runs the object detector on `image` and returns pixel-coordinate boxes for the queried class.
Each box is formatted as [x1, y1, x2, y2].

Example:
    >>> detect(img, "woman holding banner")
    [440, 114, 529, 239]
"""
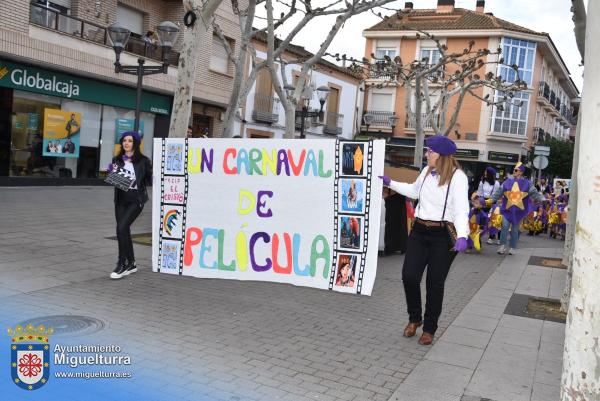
[108, 131, 152, 279]
[379, 136, 469, 345]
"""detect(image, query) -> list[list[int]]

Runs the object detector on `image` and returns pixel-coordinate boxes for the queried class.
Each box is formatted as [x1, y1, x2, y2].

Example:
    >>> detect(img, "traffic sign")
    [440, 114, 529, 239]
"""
[533, 155, 549, 170]
[534, 146, 551, 157]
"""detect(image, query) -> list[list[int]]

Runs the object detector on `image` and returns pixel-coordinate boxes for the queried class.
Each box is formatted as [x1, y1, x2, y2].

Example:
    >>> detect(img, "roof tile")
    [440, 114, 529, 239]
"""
[366, 8, 540, 36]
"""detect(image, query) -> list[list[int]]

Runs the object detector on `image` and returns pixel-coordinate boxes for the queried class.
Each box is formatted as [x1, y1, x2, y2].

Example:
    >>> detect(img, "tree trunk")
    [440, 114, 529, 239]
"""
[413, 78, 424, 167]
[561, 2, 600, 398]
[560, 110, 582, 312]
[168, 0, 222, 138]
[284, 107, 296, 138]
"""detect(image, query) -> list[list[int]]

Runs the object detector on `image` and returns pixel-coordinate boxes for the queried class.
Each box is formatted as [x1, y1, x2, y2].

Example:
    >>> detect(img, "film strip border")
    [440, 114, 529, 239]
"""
[328, 139, 341, 290]
[356, 140, 374, 295]
[178, 139, 190, 275]
[329, 140, 373, 293]
[157, 139, 190, 275]
[157, 138, 167, 273]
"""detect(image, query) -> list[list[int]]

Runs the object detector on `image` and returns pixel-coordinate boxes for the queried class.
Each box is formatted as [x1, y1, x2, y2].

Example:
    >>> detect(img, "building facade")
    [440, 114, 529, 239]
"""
[0, 0, 242, 183]
[361, 0, 579, 184]
[235, 36, 361, 140]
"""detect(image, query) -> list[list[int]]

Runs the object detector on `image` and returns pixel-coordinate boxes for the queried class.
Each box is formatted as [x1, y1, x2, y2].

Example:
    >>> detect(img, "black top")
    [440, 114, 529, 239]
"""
[112, 155, 152, 204]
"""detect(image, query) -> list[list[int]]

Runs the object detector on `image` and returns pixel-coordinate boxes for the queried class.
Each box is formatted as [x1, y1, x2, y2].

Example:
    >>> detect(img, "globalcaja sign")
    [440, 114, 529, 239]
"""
[0, 59, 171, 115]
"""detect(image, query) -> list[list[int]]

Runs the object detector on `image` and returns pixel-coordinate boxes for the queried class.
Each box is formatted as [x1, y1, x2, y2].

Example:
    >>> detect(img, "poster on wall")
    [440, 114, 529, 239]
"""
[152, 139, 385, 295]
[42, 109, 80, 158]
[553, 178, 571, 194]
[114, 118, 144, 155]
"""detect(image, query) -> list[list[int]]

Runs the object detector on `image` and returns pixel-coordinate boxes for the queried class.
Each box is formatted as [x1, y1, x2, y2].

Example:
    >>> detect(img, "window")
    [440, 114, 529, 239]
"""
[498, 37, 536, 85]
[210, 35, 231, 74]
[35, 0, 70, 13]
[374, 48, 396, 60]
[32, 0, 71, 30]
[117, 4, 144, 35]
[420, 48, 441, 65]
[491, 91, 530, 136]
[370, 93, 393, 111]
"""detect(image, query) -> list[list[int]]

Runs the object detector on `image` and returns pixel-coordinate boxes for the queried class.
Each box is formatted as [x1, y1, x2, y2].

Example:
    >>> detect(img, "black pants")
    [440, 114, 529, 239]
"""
[115, 190, 143, 262]
[402, 221, 457, 335]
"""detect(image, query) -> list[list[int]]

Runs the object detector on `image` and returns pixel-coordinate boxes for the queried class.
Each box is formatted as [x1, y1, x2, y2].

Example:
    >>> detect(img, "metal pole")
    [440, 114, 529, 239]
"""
[300, 105, 307, 139]
[134, 58, 145, 133]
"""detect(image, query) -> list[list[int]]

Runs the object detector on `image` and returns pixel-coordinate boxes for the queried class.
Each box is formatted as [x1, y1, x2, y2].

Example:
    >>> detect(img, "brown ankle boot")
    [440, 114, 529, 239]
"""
[403, 322, 422, 337]
[418, 332, 434, 345]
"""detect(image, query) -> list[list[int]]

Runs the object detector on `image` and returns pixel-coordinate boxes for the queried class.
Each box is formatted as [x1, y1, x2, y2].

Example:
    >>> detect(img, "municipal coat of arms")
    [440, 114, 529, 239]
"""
[8, 323, 53, 390]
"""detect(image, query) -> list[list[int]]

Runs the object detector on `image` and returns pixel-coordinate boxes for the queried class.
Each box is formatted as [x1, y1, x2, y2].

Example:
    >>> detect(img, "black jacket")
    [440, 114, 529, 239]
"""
[112, 155, 152, 205]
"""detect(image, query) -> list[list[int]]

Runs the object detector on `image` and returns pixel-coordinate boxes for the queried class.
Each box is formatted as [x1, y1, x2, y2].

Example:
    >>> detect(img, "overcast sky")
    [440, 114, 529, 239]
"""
[260, 0, 585, 93]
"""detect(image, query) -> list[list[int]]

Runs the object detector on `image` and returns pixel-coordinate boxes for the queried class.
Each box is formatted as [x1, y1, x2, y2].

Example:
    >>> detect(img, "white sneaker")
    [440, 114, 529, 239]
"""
[486, 238, 494, 245]
[508, 248, 515, 255]
[497, 245, 506, 255]
[496, 239, 501, 245]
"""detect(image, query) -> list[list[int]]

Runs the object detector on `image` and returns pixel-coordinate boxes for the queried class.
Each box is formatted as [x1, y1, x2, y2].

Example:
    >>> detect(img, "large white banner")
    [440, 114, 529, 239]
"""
[152, 139, 385, 295]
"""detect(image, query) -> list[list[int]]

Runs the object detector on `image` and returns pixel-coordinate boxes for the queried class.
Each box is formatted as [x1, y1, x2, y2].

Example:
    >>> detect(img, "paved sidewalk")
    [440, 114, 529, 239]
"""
[389, 246, 566, 401]
[0, 187, 565, 401]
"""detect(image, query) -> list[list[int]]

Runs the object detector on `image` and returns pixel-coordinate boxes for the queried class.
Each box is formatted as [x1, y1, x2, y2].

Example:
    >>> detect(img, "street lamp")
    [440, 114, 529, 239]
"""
[108, 21, 179, 133]
[285, 84, 330, 139]
[388, 114, 399, 135]
[363, 113, 374, 134]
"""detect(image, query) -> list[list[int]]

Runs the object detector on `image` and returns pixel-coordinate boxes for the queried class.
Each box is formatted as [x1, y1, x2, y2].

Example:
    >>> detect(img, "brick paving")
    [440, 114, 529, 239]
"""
[0, 187, 560, 401]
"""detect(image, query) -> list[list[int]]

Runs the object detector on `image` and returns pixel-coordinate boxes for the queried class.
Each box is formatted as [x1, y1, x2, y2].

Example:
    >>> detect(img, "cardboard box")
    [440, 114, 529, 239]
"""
[384, 165, 421, 184]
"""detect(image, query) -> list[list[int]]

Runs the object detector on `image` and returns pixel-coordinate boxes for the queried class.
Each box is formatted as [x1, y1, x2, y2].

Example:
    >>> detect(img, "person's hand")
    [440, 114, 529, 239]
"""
[485, 198, 494, 207]
[453, 237, 468, 252]
[378, 175, 391, 186]
[107, 163, 115, 173]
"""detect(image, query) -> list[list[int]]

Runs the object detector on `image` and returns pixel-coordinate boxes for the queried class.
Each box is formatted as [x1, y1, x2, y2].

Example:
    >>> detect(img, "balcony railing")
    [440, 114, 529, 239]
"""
[538, 81, 551, 101]
[368, 62, 397, 80]
[405, 112, 440, 130]
[29, 3, 179, 65]
[322, 112, 343, 136]
[362, 110, 395, 129]
[533, 127, 546, 142]
[252, 93, 280, 124]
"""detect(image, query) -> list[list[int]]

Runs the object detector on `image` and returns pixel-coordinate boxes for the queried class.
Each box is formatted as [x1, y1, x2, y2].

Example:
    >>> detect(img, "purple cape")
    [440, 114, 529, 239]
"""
[500, 178, 533, 225]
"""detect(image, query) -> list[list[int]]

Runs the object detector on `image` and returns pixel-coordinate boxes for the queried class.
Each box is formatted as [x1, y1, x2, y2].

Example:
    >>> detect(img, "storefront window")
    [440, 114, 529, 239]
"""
[9, 90, 102, 178]
[99, 106, 155, 172]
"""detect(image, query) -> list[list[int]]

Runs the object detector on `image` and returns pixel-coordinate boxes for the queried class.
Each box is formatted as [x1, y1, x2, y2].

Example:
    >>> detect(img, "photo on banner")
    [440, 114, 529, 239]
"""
[340, 178, 366, 213]
[42, 109, 80, 158]
[334, 253, 359, 290]
[338, 215, 363, 250]
[340, 142, 366, 176]
[152, 139, 385, 295]
[114, 118, 144, 155]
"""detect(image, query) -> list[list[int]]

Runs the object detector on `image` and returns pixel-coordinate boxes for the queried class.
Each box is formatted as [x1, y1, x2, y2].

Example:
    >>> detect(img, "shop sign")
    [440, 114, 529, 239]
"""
[455, 148, 479, 159]
[488, 151, 519, 163]
[0, 59, 171, 115]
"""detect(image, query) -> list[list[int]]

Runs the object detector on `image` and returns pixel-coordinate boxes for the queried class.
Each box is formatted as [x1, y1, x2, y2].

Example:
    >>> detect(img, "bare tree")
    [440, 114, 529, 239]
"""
[214, 0, 401, 138]
[168, 0, 227, 138]
[561, 1, 600, 398]
[560, 0, 586, 313]
[337, 27, 527, 166]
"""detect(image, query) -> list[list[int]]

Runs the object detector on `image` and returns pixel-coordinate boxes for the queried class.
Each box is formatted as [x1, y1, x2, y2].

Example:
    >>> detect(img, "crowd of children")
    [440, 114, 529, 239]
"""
[465, 171, 570, 253]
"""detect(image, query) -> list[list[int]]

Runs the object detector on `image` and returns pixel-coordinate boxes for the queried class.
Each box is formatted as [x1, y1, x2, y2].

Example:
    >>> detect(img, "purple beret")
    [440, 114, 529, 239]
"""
[425, 135, 457, 156]
[486, 166, 496, 175]
[120, 131, 141, 144]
